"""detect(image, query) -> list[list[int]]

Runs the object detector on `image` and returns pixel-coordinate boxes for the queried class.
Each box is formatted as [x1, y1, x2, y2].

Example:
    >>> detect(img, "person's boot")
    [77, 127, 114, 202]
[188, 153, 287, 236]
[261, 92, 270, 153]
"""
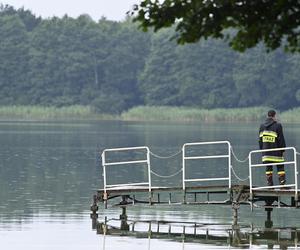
[266, 174, 273, 186]
[279, 174, 286, 185]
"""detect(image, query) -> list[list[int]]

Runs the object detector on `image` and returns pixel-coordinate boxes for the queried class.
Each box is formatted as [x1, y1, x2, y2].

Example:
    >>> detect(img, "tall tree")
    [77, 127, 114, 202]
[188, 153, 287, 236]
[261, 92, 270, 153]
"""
[28, 15, 107, 106]
[0, 14, 29, 104]
[92, 19, 151, 113]
[289, 54, 300, 104]
[233, 46, 299, 109]
[139, 28, 239, 108]
[176, 39, 239, 108]
[0, 4, 41, 31]
[138, 28, 181, 106]
[233, 45, 268, 107]
[132, 0, 300, 52]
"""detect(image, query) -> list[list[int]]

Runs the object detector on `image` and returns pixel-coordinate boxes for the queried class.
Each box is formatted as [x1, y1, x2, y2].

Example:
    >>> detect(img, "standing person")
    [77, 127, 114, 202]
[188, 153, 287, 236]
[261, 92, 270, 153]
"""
[259, 110, 286, 186]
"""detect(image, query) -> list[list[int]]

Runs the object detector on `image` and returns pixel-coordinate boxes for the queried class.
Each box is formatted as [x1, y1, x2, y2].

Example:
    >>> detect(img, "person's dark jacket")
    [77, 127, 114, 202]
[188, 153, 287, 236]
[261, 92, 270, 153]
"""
[259, 118, 286, 161]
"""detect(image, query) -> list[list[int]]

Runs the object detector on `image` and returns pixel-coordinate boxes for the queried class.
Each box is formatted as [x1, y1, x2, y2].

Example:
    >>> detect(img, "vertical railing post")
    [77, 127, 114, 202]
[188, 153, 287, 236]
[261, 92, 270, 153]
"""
[102, 151, 107, 193]
[249, 152, 253, 197]
[228, 142, 232, 189]
[294, 148, 298, 201]
[147, 147, 152, 192]
[182, 144, 186, 191]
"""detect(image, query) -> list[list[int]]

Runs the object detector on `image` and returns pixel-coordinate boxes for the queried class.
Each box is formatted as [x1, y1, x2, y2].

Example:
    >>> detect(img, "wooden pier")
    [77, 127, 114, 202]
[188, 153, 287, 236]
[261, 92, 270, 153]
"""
[91, 183, 300, 227]
[91, 141, 300, 225]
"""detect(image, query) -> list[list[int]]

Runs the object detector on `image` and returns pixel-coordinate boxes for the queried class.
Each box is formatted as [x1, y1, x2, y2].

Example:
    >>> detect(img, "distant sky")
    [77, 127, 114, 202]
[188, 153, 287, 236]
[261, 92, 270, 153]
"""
[2, 0, 140, 21]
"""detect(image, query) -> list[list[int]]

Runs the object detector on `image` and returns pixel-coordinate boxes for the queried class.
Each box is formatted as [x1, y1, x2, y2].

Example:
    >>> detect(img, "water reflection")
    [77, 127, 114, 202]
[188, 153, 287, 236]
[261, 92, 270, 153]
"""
[92, 211, 300, 249]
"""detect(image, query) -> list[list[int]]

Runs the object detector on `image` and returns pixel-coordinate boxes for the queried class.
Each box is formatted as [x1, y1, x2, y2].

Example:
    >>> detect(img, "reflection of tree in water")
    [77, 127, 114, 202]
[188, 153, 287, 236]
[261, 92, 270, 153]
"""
[0, 147, 99, 219]
[0, 122, 110, 221]
[0, 121, 151, 224]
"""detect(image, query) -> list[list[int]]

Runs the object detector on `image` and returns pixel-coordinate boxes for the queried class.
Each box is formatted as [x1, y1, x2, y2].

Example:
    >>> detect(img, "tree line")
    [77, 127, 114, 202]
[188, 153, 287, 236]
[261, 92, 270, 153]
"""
[0, 4, 299, 114]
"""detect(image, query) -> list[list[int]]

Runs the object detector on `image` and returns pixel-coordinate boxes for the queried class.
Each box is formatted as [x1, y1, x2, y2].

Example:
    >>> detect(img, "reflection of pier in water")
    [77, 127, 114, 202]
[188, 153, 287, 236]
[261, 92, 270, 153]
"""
[91, 210, 300, 249]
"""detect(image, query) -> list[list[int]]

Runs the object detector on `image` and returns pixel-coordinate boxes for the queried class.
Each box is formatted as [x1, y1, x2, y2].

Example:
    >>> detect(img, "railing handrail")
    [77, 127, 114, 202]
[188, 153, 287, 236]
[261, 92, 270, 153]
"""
[248, 146, 298, 199]
[250, 161, 296, 168]
[103, 146, 149, 153]
[183, 141, 231, 148]
[182, 141, 232, 190]
[104, 160, 148, 166]
[102, 146, 151, 193]
[101, 143, 299, 199]
[106, 182, 150, 188]
[249, 147, 296, 155]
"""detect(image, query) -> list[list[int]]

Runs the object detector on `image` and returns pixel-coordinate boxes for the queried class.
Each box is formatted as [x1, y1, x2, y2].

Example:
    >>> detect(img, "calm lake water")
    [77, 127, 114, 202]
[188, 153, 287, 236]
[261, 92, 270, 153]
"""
[0, 120, 300, 249]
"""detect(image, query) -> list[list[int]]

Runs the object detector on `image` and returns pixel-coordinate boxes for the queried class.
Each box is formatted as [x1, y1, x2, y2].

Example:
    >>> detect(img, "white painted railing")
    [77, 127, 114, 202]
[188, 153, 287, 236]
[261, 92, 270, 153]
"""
[101, 146, 151, 193]
[182, 141, 232, 190]
[248, 147, 298, 198]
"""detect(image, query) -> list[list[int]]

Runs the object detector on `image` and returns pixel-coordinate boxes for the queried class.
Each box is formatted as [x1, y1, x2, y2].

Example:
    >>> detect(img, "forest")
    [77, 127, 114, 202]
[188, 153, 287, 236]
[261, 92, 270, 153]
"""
[0, 4, 300, 114]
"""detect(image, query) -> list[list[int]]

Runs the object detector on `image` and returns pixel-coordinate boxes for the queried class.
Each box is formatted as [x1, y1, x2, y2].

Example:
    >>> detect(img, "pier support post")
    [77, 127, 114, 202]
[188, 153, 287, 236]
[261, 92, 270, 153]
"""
[232, 202, 240, 229]
[120, 206, 127, 220]
[96, 216, 107, 235]
[103, 192, 108, 209]
[291, 196, 299, 208]
[183, 191, 186, 204]
[149, 192, 153, 205]
[120, 206, 129, 231]
[90, 194, 99, 216]
[91, 213, 98, 229]
[265, 208, 273, 228]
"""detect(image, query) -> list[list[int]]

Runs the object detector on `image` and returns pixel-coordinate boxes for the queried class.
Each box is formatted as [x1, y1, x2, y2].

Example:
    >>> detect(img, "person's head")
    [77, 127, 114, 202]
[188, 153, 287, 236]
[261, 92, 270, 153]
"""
[267, 109, 276, 118]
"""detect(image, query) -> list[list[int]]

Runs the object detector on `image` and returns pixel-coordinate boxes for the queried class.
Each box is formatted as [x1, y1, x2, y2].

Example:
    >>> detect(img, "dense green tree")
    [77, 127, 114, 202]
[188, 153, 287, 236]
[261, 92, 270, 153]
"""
[27, 14, 150, 113]
[233, 45, 268, 107]
[233, 47, 299, 109]
[138, 28, 181, 105]
[0, 4, 41, 31]
[280, 53, 300, 107]
[28, 15, 107, 106]
[93, 19, 151, 113]
[0, 5, 299, 114]
[132, 0, 300, 52]
[261, 50, 295, 109]
[139, 28, 239, 108]
[176, 39, 239, 108]
[0, 14, 29, 104]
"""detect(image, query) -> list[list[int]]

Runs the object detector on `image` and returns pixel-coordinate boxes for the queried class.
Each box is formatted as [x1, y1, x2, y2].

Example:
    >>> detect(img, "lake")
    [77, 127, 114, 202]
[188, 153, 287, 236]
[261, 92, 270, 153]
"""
[0, 120, 300, 249]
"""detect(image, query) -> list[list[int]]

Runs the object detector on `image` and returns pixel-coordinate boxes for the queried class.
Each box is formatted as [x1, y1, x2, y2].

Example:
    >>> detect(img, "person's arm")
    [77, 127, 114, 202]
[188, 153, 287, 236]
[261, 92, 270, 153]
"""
[259, 125, 263, 149]
[277, 123, 286, 154]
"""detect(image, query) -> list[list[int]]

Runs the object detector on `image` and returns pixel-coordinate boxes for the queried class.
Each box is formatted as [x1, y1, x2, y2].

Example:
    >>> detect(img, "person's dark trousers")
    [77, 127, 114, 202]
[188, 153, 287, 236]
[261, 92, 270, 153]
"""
[265, 163, 286, 186]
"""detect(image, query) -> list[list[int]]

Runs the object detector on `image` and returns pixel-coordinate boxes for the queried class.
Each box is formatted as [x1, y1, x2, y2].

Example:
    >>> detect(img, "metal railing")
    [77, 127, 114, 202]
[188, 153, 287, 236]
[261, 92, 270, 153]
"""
[248, 147, 298, 197]
[101, 146, 151, 193]
[182, 141, 232, 190]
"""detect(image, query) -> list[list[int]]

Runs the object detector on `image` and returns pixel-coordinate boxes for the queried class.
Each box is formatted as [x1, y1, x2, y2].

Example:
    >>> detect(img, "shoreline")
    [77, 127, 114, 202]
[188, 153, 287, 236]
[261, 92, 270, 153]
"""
[0, 105, 299, 123]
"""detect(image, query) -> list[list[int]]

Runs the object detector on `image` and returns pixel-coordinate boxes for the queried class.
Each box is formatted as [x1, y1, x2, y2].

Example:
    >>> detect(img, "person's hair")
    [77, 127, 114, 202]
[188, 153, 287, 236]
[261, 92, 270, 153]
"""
[267, 110, 276, 117]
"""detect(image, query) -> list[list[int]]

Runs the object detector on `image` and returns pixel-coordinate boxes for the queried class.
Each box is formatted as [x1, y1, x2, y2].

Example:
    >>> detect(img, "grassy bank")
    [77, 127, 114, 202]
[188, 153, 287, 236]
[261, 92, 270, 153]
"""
[121, 106, 270, 122]
[280, 107, 300, 123]
[0, 105, 299, 122]
[0, 105, 116, 121]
